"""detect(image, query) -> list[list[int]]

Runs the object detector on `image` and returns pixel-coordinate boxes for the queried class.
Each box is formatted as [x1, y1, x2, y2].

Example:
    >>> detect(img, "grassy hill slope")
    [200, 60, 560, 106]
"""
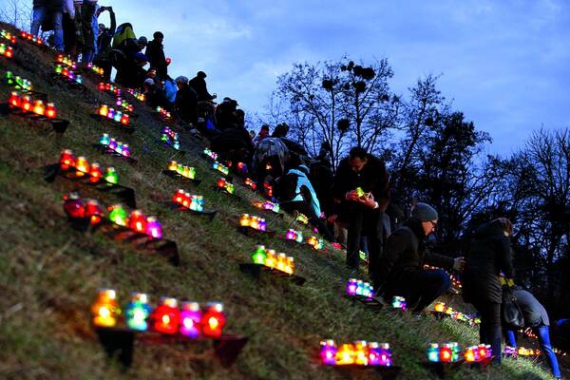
[0, 22, 555, 380]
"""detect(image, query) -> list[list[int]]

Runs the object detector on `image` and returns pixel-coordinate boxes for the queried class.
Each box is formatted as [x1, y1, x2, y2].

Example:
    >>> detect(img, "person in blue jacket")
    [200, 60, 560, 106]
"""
[276, 164, 334, 242]
[504, 287, 561, 379]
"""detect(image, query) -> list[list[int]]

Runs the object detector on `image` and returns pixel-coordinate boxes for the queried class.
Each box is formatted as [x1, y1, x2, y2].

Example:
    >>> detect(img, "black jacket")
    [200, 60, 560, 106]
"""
[174, 86, 198, 125]
[145, 39, 167, 78]
[332, 154, 390, 212]
[380, 218, 454, 298]
[189, 76, 214, 102]
[462, 220, 514, 304]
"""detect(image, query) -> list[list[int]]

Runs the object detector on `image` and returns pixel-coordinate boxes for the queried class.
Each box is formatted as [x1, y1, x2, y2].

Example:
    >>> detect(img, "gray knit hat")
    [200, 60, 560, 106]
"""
[412, 202, 438, 222]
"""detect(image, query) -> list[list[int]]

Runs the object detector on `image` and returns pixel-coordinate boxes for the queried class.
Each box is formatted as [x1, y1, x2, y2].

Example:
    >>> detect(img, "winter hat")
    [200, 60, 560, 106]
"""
[143, 78, 155, 86]
[175, 76, 189, 84]
[153, 31, 164, 39]
[137, 36, 148, 45]
[412, 202, 438, 222]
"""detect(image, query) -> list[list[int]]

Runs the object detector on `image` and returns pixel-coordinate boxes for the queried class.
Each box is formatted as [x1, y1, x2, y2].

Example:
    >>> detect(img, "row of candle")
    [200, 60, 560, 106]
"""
[306, 236, 325, 250]
[1, 29, 17, 44]
[161, 126, 180, 150]
[167, 160, 197, 180]
[172, 189, 205, 212]
[126, 88, 146, 102]
[244, 177, 257, 191]
[96, 104, 131, 126]
[427, 342, 492, 363]
[0, 43, 14, 58]
[92, 289, 226, 338]
[427, 342, 460, 362]
[346, 279, 375, 299]
[55, 54, 76, 69]
[114, 98, 134, 113]
[19, 30, 44, 45]
[320, 340, 393, 366]
[63, 193, 105, 225]
[8, 92, 58, 119]
[63, 194, 163, 238]
[391, 296, 407, 310]
[217, 178, 235, 194]
[463, 344, 492, 362]
[285, 229, 303, 243]
[296, 213, 309, 225]
[239, 214, 267, 232]
[213, 161, 229, 175]
[252, 200, 280, 213]
[155, 106, 172, 120]
[59, 150, 118, 184]
[54, 64, 83, 85]
[263, 182, 273, 197]
[98, 134, 131, 158]
[433, 302, 480, 326]
[109, 206, 163, 239]
[203, 148, 218, 161]
[251, 245, 295, 275]
[97, 82, 122, 97]
[4, 71, 32, 91]
[504, 346, 540, 357]
[232, 161, 248, 175]
[86, 62, 104, 76]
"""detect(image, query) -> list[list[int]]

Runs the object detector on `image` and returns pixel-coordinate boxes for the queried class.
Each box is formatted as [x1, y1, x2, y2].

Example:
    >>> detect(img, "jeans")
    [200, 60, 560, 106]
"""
[346, 207, 383, 283]
[31, 6, 64, 51]
[506, 325, 561, 378]
[472, 301, 502, 364]
[409, 269, 451, 313]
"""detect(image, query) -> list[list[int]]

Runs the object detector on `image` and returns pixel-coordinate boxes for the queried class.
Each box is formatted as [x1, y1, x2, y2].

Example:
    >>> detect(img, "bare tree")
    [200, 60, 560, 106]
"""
[0, 0, 32, 30]
[271, 56, 398, 169]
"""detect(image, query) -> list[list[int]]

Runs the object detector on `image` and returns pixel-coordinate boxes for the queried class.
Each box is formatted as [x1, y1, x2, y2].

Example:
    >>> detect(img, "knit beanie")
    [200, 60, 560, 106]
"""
[412, 202, 438, 222]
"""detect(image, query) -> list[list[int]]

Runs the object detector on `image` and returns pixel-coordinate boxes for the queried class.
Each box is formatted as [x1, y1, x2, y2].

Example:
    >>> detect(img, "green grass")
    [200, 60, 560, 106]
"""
[0, 22, 559, 380]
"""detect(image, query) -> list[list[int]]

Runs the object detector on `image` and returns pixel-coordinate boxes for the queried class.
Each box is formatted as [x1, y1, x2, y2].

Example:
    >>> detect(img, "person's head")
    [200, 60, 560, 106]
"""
[412, 202, 439, 236]
[272, 123, 289, 137]
[143, 77, 155, 89]
[197, 71, 207, 79]
[136, 36, 147, 51]
[348, 146, 368, 172]
[153, 31, 164, 40]
[492, 217, 514, 237]
[175, 75, 189, 88]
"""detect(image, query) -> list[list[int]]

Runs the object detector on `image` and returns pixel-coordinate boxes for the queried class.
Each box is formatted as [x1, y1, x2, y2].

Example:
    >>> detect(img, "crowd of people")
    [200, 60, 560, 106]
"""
[30, 8, 565, 378]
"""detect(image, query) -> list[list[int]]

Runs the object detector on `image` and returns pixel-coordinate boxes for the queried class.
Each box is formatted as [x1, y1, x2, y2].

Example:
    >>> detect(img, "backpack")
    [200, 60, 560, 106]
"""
[112, 23, 135, 48]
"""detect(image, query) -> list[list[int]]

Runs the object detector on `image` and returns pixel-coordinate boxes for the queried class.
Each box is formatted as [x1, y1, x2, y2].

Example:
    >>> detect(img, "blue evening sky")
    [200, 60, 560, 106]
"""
[105, 0, 570, 157]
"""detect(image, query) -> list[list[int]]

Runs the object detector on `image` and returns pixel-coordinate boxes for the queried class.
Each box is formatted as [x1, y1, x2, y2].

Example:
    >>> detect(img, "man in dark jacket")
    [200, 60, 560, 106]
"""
[331, 147, 390, 282]
[379, 203, 464, 313]
[189, 71, 216, 102]
[462, 217, 514, 364]
[145, 31, 168, 79]
[504, 288, 561, 379]
[173, 76, 198, 126]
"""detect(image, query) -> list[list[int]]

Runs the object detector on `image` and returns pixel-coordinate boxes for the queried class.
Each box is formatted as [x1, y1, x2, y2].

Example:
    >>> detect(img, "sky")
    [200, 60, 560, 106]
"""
[94, 1, 569, 156]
